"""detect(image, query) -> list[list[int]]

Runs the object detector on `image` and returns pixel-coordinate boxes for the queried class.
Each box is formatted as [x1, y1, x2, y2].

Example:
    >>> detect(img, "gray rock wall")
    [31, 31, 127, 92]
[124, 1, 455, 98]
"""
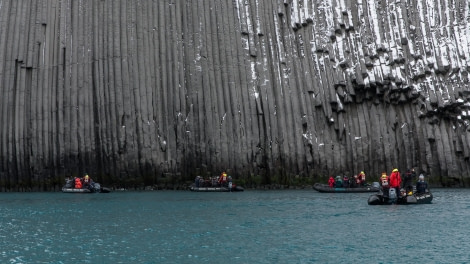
[0, 0, 469, 190]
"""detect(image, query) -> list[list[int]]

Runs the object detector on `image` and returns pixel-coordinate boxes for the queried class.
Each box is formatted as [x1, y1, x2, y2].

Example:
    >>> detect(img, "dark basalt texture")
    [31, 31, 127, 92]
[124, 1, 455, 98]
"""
[0, 0, 469, 190]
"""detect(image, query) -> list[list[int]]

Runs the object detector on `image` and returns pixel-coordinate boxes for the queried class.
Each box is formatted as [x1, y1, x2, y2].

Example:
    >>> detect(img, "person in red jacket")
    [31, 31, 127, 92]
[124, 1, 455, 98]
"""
[389, 168, 402, 197]
[328, 176, 335, 187]
[74, 177, 82, 189]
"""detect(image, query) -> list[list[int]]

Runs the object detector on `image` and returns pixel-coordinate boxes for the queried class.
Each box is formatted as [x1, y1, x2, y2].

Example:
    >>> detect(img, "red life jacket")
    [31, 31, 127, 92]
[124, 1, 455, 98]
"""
[328, 177, 335, 187]
[74, 178, 82, 189]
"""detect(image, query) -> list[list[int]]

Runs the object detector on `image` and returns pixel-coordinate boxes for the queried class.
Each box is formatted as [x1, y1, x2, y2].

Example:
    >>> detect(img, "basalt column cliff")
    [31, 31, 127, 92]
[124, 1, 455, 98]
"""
[0, 0, 469, 190]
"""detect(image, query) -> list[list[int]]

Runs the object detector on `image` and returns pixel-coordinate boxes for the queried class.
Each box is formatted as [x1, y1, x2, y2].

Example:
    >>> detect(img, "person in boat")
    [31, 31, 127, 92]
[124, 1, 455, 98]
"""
[389, 168, 402, 197]
[218, 172, 228, 187]
[228, 175, 233, 189]
[342, 175, 350, 188]
[64, 177, 74, 188]
[199, 176, 205, 187]
[402, 169, 413, 194]
[195, 176, 201, 187]
[355, 172, 363, 186]
[379, 172, 390, 197]
[211, 176, 217, 187]
[416, 174, 428, 194]
[349, 175, 357, 188]
[380, 172, 389, 187]
[399, 188, 407, 197]
[83, 174, 94, 189]
[74, 177, 82, 189]
[335, 176, 343, 187]
[358, 171, 366, 186]
[328, 176, 335, 187]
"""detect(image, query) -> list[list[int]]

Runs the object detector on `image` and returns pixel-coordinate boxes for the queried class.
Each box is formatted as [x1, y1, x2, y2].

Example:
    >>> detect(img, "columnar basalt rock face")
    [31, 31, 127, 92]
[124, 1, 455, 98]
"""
[0, 0, 469, 190]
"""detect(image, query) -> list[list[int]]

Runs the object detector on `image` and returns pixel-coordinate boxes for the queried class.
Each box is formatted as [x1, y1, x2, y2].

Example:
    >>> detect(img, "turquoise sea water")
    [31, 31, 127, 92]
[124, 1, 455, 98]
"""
[0, 189, 468, 264]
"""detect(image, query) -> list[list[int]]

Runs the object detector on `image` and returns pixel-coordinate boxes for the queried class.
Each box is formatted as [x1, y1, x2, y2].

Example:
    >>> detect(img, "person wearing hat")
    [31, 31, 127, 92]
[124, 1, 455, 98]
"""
[389, 168, 402, 197]
[416, 174, 428, 194]
[218, 172, 228, 187]
[358, 171, 366, 186]
[380, 172, 389, 188]
[83, 174, 93, 189]
[334, 175, 343, 188]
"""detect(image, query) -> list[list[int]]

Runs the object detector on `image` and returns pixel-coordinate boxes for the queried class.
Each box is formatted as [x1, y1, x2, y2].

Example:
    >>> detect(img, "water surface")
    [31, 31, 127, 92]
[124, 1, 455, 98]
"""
[0, 189, 468, 263]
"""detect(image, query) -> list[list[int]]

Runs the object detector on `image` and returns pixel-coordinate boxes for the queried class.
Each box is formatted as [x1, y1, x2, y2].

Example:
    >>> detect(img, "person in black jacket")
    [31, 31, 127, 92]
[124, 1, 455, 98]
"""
[402, 169, 414, 193]
[416, 174, 428, 194]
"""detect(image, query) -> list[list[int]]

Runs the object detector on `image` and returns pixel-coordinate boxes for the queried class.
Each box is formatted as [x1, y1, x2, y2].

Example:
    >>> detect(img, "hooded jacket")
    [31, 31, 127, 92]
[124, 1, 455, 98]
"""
[389, 170, 402, 188]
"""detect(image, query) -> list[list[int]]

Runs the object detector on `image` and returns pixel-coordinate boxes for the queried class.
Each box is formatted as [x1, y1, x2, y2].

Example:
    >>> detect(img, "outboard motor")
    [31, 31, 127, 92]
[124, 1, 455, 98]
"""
[389, 188, 397, 203]
[92, 182, 101, 192]
[368, 194, 381, 205]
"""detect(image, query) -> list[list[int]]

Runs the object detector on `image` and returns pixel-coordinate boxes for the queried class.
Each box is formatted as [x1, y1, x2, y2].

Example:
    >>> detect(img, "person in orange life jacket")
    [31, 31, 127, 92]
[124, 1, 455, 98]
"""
[218, 172, 228, 186]
[389, 168, 402, 196]
[328, 176, 335, 188]
[74, 177, 82, 189]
